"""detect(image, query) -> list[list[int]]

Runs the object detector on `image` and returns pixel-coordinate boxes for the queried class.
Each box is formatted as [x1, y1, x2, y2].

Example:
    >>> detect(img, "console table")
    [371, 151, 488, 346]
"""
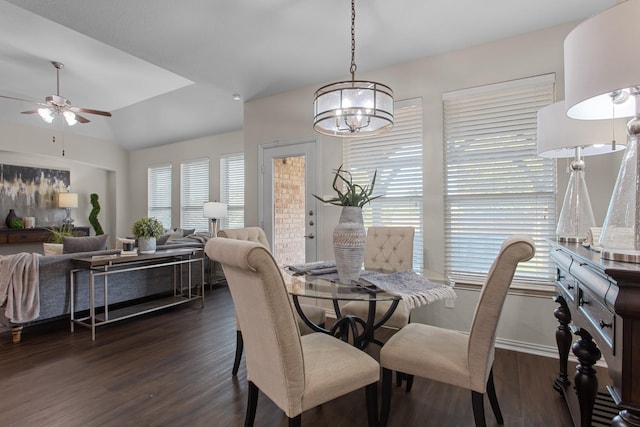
[0, 226, 89, 244]
[550, 240, 640, 427]
[70, 248, 205, 340]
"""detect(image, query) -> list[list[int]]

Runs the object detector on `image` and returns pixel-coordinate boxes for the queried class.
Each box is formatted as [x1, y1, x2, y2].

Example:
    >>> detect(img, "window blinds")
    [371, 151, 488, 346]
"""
[148, 163, 172, 229]
[344, 98, 424, 269]
[443, 74, 556, 285]
[181, 157, 209, 232]
[220, 153, 245, 230]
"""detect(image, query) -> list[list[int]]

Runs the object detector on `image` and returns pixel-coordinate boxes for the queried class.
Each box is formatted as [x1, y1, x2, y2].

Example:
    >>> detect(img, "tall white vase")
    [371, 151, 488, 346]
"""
[333, 206, 366, 284]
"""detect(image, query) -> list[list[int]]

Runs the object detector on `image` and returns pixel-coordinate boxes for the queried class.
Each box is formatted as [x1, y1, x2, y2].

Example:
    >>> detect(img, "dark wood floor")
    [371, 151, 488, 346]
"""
[0, 286, 576, 427]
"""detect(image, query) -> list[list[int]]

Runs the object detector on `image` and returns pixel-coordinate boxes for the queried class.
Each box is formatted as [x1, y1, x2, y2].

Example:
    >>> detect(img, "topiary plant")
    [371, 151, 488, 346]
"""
[89, 193, 104, 236]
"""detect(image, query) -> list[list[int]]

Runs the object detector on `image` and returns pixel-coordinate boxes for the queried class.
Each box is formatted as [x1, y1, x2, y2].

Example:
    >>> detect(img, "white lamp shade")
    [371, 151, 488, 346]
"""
[57, 192, 78, 208]
[537, 101, 627, 157]
[203, 202, 227, 219]
[564, 0, 640, 119]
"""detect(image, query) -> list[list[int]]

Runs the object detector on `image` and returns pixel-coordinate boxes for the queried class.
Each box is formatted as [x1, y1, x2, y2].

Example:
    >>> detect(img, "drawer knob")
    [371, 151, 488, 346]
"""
[599, 320, 612, 329]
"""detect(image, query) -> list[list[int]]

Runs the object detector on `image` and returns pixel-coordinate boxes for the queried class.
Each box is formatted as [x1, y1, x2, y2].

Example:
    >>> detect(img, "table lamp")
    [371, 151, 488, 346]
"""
[203, 201, 228, 235]
[57, 192, 78, 225]
[564, 0, 640, 262]
[537, 101, 626, 242]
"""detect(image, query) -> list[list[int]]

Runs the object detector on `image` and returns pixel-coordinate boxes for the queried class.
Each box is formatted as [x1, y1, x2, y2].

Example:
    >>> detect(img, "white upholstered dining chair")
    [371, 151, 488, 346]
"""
[379, 235, 535, 427]
[341, 226, 415, 331]
[217, 227, 326, 376]
[205, 238, 380, 427]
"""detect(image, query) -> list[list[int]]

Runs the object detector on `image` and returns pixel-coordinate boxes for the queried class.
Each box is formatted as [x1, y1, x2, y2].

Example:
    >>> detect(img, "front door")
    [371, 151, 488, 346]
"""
[260, 140, 318, 266]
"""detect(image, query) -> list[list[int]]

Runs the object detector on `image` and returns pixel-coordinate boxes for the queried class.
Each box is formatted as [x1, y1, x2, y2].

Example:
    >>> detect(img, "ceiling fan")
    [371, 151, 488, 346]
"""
[0, 61, 112, 126]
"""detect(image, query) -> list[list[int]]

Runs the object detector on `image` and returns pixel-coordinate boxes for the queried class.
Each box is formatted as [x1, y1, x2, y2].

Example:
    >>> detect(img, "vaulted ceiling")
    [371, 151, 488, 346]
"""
[0, 0, 615, 151]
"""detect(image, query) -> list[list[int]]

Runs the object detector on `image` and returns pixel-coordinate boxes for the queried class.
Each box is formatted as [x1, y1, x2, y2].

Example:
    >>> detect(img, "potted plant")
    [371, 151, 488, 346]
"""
[131, 217, 163, 254]
[312, 164, 381, 207]
[313, 165, 381, 284]
[43, 224, 74, 255]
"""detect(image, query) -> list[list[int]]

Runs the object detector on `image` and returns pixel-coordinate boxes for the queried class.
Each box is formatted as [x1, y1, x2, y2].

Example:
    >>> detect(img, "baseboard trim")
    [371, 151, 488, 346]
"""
[495, 337, 608, 368]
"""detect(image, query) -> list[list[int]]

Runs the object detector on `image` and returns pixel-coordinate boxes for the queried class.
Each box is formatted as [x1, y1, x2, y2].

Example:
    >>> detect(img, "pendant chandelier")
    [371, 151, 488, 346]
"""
[313, 0, 394, 137]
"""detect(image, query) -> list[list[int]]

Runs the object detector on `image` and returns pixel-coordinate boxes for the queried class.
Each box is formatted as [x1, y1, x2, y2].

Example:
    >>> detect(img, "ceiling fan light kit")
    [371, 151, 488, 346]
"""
[0, 60, 111, 127]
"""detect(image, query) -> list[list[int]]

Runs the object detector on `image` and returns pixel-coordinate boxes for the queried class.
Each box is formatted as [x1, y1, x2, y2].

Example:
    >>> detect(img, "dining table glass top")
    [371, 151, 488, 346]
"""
[283, 270, 400, 302]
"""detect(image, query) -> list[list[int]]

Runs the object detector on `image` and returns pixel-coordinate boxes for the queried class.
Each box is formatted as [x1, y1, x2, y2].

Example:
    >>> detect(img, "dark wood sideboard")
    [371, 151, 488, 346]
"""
[0, 226, 90, 244]
[550, 240, 640, 427]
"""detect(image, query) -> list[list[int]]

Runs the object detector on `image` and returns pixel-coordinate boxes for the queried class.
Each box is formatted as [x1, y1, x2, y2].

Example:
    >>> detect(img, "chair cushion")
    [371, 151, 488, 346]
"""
[341, 300, 409, 329]
[296, 304, 326, 335]
[380, 323, 475, 391]
[300, 332, 379, 412]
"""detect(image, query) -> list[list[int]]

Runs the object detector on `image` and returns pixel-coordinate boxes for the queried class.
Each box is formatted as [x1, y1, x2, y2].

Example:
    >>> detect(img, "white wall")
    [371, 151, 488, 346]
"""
[128, 130, 244, 230]
[0, 122, 129, 247]
[243, 22, 624, 352]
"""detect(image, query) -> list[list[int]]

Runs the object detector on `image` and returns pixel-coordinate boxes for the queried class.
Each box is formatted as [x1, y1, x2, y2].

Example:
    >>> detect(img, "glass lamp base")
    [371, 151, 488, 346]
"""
[557, 236, 584, 243]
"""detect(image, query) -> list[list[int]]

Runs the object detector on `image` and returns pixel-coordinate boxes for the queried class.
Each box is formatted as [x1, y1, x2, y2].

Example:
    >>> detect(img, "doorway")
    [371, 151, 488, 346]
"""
[260, 140, 318, 266]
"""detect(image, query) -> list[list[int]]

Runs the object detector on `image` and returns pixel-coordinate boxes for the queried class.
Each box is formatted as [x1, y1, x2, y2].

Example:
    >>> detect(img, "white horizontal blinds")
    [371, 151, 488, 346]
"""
[343, 98, 424, 269]
[443, 74, 556, 284]
[181, 157, 210, 232]
[148, 163, 172, 229]
[220, 153, 245, 229]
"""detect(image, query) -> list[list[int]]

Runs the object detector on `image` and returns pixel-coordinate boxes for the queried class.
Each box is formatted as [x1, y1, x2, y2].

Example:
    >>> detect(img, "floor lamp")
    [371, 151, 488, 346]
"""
[564, 0, 640, 262]
[203, 202, 228, 236]
[537, 102, 626, 242]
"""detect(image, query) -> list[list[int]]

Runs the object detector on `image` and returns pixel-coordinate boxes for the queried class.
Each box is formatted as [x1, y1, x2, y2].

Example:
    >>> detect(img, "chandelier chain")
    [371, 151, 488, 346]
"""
[350, 0, 357, 79]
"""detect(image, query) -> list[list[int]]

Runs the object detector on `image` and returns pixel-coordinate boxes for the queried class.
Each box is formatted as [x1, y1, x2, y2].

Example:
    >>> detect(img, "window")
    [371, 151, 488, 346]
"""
[148, 163, 172, 229]
[443, 74, 556, 285]
[181, 158, 209, 232]
[343, 98, 424, 269]
[220, 153, 245, 229]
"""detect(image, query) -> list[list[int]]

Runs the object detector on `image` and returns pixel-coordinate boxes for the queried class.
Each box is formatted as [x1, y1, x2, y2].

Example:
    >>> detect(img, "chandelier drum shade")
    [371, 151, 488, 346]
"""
[313, 0, 394, 137]
[563, 0, 640, 263]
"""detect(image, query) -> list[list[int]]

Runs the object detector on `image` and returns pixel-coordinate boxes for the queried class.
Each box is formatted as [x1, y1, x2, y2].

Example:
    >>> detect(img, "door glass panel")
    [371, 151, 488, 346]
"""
[272, 155, 306, 266]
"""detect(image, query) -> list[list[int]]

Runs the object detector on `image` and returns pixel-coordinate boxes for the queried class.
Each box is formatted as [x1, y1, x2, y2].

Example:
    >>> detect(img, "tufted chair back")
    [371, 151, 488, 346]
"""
[218, 227, 271, 251]
[364, 226, 415, 273]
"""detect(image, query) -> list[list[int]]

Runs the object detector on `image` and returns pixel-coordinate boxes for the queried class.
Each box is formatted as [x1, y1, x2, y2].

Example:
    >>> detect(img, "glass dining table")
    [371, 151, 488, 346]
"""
[283, 270, 402, 350]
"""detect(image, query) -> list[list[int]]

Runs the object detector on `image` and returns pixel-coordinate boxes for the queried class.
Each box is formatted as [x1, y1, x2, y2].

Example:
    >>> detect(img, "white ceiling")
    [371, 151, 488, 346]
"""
[0, 0, 615, 151]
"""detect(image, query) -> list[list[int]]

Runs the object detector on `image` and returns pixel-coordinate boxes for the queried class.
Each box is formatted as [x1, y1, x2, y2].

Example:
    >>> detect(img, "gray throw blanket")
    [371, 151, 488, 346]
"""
[0, 252, 40, 323]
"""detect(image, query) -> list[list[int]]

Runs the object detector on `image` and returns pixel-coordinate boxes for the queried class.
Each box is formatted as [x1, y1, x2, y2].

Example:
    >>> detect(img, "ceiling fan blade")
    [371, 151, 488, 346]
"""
[0, 94, 40, 104]
[70, 106, 112, 117]
[21, 109, 38, 115]
[74, 114, 90, 124]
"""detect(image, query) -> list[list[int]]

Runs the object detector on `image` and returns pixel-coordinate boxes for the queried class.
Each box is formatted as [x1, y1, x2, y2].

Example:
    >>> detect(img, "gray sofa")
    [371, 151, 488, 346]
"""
[3, 240, 206, 343]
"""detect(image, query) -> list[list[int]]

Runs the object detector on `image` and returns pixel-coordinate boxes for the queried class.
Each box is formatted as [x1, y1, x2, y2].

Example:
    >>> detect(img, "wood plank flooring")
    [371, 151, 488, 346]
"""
[0, 286, 577, 426]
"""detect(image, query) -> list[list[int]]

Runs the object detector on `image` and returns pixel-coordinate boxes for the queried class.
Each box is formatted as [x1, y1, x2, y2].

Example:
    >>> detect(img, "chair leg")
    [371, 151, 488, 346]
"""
[380, 368, 393, 427]
[245, 381, 259, 427]
[288, 415, 301, 427]
[471, 391, 486, 427]
[232, 330, 244, 376]
[405, 374, 414, 392]
[365, 381, 378, 427]
[486, 368, 504, 424]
